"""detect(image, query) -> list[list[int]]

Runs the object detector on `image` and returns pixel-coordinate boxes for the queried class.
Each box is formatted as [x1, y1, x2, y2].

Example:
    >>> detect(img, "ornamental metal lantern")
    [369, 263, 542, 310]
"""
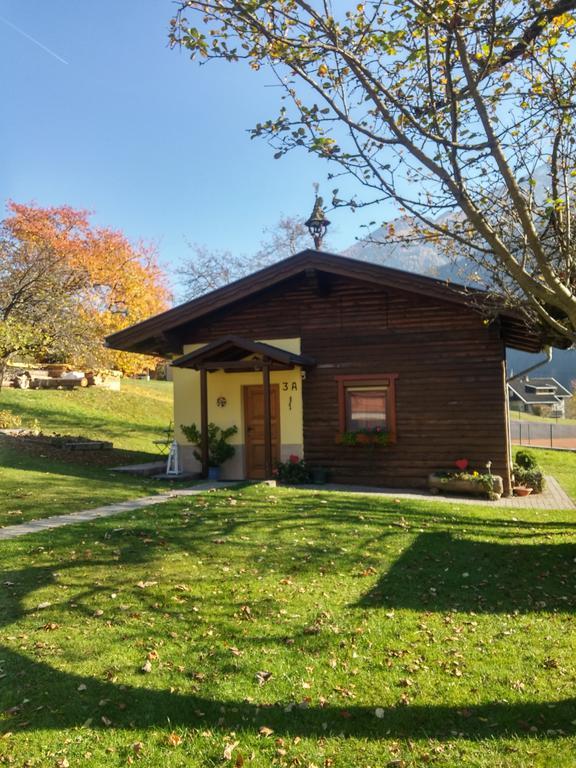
[305, 196, 330, 250]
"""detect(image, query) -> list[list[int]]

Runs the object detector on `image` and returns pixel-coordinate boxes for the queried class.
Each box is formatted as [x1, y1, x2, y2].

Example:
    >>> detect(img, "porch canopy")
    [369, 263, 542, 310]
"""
[171, 335, 315, 478]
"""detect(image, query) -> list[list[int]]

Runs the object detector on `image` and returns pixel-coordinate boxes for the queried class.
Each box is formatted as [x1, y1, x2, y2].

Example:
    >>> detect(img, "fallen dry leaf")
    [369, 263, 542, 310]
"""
[166, 732, 183, 747]
[258, 726, 274, 737]
[239, 605, 253, 620]
[136, 581, 158, 589]
[255, 670, 273, 686]
[140, 660, 152, 674]
[223, 740, 239, 760]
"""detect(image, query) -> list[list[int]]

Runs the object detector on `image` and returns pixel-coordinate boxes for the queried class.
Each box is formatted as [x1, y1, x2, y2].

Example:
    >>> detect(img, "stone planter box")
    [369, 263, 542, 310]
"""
[428, 472, 504, 500]
[17, 435, 112, 451]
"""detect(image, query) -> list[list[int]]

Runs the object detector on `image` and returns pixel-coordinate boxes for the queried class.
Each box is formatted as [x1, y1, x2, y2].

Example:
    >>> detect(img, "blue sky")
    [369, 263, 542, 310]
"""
[0, 1, 395, 282]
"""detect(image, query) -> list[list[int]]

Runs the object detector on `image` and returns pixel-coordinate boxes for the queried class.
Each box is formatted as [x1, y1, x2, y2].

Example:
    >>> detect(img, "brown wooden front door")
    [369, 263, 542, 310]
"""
[243, 384, 280, 479]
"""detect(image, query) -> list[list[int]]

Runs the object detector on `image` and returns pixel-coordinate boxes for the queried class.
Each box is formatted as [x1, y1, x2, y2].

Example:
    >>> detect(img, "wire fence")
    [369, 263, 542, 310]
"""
[509, 419, 576, 450]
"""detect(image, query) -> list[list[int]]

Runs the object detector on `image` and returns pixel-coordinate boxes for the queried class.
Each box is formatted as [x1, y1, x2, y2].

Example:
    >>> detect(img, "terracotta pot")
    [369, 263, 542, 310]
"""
[513, 486, 532, 497]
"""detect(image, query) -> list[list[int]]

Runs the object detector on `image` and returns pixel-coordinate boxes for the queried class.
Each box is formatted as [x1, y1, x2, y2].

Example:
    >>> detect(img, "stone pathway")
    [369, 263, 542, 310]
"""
[299, 475, 575, 510]
[0, 482, 233, 541]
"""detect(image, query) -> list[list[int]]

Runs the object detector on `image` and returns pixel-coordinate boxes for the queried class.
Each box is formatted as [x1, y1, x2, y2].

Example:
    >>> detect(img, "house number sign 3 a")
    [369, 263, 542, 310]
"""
[282, 382, 298, 392]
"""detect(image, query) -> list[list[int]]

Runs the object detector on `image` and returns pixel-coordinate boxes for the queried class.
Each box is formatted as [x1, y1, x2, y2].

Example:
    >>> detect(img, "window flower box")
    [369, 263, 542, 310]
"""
[335, 430, 392, 446]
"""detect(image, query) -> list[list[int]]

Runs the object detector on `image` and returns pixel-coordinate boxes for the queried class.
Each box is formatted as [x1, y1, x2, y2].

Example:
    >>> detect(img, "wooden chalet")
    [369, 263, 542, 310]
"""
[106, 250, 548, 495]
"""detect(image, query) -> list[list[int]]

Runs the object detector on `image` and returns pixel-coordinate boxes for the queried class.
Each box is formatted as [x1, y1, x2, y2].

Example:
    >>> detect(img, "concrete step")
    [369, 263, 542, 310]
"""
[110, 461, 166, 476]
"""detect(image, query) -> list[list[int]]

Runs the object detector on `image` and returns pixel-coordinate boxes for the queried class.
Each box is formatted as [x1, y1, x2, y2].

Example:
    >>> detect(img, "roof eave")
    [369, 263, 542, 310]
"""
[105, 249, 547, 355]
[170, 334, 315, 369]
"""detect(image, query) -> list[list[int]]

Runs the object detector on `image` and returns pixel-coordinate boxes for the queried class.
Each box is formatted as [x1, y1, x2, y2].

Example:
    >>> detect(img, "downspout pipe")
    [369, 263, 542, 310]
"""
[506, 345, 553, 383]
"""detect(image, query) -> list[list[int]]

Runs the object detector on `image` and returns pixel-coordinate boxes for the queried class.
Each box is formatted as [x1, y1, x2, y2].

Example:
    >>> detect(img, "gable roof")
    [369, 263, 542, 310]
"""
[105, 249, 548, 355]
[508, 377, 573, 404]
[171, 335, 315, 369]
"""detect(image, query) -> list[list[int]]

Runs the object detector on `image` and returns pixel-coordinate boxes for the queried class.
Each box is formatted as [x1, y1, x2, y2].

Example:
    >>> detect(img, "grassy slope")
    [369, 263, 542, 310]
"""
[0, 484, 574, 767]
[0, 381, 177, 527]
[509, 410, 576, 425]
[0, 379, 173, 453]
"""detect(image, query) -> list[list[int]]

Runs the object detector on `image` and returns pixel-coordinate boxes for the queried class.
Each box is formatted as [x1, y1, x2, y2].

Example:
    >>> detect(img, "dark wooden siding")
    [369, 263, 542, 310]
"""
[179, 272, 511, 493]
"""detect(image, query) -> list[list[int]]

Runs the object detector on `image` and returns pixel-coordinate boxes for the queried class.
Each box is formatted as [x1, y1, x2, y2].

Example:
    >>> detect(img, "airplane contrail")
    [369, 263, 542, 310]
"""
[0, 14, 69, 65]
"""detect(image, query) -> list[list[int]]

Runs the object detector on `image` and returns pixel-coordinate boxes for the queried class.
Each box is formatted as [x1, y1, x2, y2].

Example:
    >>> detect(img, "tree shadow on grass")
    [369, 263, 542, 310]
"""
[0, 435, 160, 471]
[0, 644, 573, 740]
[0, 547, 574, 741]
[1, 495, 575, 742]
[357, 532, 576, 613]
[315, 494, 576, 534]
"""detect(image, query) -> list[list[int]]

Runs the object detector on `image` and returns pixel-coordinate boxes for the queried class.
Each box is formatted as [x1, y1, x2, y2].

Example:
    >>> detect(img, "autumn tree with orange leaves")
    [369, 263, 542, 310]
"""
[0, 202, 170, 380]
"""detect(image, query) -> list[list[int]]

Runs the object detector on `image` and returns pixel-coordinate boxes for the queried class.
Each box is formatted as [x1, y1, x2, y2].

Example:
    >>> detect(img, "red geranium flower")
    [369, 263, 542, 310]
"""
[289, 454, 300, 464]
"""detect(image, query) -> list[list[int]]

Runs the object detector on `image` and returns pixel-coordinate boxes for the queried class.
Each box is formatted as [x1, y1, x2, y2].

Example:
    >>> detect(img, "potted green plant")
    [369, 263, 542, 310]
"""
[512, 449, 545, 494]
[180, 422, 238, 480]
[274, 455, 311, 484]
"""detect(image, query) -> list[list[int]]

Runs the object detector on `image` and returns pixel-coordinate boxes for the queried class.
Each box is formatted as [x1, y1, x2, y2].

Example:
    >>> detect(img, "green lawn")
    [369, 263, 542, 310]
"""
[0, 380, 179, 527]
[0, 482, 574, 767]
[0, 452, 175, 528]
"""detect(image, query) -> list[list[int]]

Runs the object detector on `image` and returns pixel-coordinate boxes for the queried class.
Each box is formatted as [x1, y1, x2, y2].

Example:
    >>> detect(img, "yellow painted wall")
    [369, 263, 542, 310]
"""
[173, 338, 304, 474]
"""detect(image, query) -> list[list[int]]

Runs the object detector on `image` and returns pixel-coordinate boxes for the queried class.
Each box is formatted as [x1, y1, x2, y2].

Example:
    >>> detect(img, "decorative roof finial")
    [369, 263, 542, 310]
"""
[305, 186, 331, 250]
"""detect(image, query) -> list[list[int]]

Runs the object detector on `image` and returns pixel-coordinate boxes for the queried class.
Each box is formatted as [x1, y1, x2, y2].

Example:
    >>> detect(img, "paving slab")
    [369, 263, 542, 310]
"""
[297, 475, 575, 510]
[109, 461, 167, 476]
